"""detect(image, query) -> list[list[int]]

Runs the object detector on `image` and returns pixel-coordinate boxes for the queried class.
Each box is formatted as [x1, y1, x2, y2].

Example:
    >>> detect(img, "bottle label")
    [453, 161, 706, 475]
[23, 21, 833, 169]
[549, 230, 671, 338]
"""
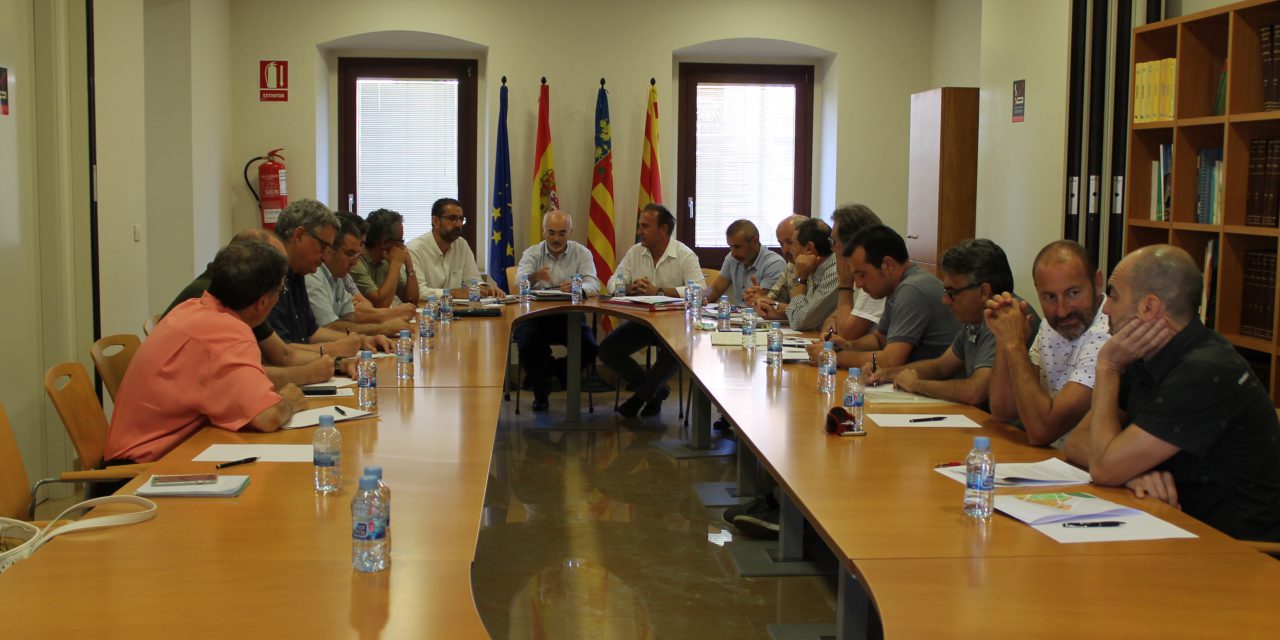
[352, 518, 386, 541]
[314, 450, 339, 467]
[821, 365, 836, 376]
[965, 468, 994, 491]
[359, 374, 370, 388]
[398, 352, 412, 364]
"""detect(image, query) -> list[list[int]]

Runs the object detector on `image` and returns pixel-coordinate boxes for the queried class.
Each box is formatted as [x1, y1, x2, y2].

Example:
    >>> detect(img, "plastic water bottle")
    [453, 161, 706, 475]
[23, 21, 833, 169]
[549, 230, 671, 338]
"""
[467, 279, 481, 303]
[351, 475, 388, 572]
[690, 284, 703, 318]
[717, 295, 732, 331]
[417, 308, 434, 353]
[313, 414, 342, 494]
[612, 272, 627, 298]
[357, 350, 377, 411]
[767, 322, 784, 367]
[395, 330, 413, 380]
[741, 306, 757, 349]
[363, 466, 391, 552]
[440, 293, 454, 324]
[964, 436, 996, 520]
[518, 275, 532, 303]
[426, 294, 440, 321]
[684, 280, 695, 316]
[817, 341, 837, 393]
[571, 273, 584, 304]
[843, 368, 865, 433]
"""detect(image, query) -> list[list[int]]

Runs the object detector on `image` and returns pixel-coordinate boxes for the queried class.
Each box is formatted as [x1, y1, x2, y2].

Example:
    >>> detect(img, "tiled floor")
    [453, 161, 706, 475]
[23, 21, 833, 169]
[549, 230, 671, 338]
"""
[472, 376, 839, 640]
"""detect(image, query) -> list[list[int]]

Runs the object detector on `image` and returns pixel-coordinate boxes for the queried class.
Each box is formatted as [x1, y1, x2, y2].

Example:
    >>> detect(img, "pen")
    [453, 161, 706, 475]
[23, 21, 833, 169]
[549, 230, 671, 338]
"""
[215, 456, 258, 469]
[909, 416, 946, 423]
[871, 353, 878, 374]
[1062, 521, 1125, 528]
[334, 406, 347, 416]
[934, 461, 964, 468]
[823, 327, 835, 343]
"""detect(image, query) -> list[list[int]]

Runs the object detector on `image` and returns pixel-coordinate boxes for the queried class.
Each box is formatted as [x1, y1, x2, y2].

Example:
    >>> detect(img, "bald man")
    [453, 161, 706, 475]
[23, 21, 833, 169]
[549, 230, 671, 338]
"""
[1065, 244, 1280, 541]
[513, 210, 600, 411]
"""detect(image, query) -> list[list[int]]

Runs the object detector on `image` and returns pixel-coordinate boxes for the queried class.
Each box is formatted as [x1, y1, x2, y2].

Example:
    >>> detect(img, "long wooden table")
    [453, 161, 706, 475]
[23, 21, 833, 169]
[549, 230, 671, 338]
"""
[2, 300, 1278, 638]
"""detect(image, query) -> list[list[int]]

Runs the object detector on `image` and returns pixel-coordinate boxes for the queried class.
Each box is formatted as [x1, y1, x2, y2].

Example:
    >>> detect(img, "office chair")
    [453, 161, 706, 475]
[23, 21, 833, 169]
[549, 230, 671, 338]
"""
[142, 314, 161, 336]
[43, 362, 148, 480]
[89, 334, 141, 402]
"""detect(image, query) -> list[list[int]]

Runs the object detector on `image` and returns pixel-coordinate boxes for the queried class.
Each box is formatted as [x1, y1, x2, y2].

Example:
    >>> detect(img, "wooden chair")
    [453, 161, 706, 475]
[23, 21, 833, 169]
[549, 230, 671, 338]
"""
[0, 401, 139, 520]
[90, 334, 141, 402]
[43, 362, 147, 479]
[701, 267, 719, 284]
[142, 314, 161, 336]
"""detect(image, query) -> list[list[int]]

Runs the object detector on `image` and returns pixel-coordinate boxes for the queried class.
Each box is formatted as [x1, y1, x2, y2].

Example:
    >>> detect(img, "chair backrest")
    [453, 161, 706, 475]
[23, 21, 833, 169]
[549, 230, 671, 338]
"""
[43, 362, 111, 471]
[701, 267, 719, 284]
[143, 314, 161, 336]
[505, 266, 518, 291]
[0, 402, 32, 521]
[90, 334, 141, 402]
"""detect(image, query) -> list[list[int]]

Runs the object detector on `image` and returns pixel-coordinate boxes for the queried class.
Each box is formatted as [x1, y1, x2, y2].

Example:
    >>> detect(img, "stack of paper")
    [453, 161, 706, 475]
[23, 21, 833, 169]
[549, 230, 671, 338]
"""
[864, 383, 955, 405]
[530, 289, 572, 300]
[994, 492, 1197, 543]
[135, 475, 250, 498]
[281, 405, 373, 430]
[869, 413, 982, 428]
[192, 444, 314, 462]
[934, 458, 1092, 487]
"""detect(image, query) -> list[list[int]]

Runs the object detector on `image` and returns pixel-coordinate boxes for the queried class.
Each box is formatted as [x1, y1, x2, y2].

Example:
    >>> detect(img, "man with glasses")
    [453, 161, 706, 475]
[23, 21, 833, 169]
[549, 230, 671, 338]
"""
[407, 197, 503, 299]
[866, 239, 1040, 409]
[305, 216, 414, 337]
[350, 208, 420, 308]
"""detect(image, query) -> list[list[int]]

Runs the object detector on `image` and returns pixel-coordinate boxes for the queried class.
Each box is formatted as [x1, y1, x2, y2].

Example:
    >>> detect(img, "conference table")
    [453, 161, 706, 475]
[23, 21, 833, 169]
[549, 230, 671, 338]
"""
[2, 299, 1279, 639]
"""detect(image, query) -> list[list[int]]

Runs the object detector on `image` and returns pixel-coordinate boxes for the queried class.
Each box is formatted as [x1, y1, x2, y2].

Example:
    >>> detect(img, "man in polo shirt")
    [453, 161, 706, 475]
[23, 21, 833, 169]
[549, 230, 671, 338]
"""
[407, 197, 503, 299]
[268, 199, 392, 355]
[305, 216, 413, 337]
[513, 210, 600, 411]
[1065, 244, 1280, 541]
[350, 208, 420, 308]
[822, 225, 960, 370]
[105, 240, 306, 464]
[700, 219, 785, 306]
[987, 240, 1110, 446]
[743, 215, 805, 307]
[868, 239, 1040, 408]
[755, 218, 839, 331]
[822, 204, 885, 342]
[601, 203, 705, 417]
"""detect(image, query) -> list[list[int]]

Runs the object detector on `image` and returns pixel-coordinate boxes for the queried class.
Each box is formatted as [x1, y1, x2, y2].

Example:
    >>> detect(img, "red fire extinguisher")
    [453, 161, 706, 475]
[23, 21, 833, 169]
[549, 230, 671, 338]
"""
[243, 148, 287, 229]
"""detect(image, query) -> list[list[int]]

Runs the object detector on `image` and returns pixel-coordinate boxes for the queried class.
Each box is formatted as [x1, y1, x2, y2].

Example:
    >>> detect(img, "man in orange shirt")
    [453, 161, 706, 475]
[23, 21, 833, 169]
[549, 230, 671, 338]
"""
[105, 240, 306, 464]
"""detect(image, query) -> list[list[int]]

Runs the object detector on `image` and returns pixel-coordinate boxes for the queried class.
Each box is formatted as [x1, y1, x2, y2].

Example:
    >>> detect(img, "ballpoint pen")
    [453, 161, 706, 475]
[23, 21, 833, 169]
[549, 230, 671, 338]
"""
[1062, 521, 1125, 528]
[334, 406, 347, 416]
[909, 416, 946, 423]
[215, 456, 258, 469]
[871, 353, 878, 374]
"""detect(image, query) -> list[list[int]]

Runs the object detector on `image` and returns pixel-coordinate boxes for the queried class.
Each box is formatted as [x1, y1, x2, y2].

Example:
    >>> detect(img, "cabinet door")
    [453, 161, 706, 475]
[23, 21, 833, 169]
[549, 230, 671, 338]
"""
[907, 89, 943, 266]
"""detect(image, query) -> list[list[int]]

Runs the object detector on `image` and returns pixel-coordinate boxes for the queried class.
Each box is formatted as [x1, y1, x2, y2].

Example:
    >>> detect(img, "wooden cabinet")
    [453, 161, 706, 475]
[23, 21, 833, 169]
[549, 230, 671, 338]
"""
[906, 87, 978, 274]
[1125, 0, 1280, 403]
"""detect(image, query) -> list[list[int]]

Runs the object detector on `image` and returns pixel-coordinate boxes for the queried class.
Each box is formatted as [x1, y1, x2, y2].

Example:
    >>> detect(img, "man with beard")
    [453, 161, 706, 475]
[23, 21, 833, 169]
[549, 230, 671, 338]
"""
[407, 197, 503, 299]
[986, 240, 1109, 446]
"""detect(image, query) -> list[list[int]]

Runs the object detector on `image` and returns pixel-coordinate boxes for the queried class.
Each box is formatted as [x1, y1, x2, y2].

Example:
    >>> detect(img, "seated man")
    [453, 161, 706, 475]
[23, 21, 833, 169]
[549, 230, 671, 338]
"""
[350, 208, 420, 308]
[869, 239, 1040, 409]
[987, 240, 1110, 446]
[602, 203, 705, 417]
[165, 228, 335, 388]
[514, 210, 600, 411]
[822, 203, 885, 341]
[819, 225, 960, 370]
[755, 218, 838, 331]
[305, 216, 413, 337]
[700, 219, 785, 306]
[105, 240, 305, 464]
[408, 197, 503, 299]
[1065, 244, 1280, 541]
[268, 199, 392, 355]
[335, 212, 418, 324]
[744, 214, 805, 307]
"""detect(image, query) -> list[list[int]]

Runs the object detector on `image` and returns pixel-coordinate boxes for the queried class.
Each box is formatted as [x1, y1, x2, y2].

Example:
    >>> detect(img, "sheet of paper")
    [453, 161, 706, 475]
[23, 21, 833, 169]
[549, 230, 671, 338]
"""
[994, 492, 1139, 524]
[530, 289, 572, 300]
[307, 376, 356, 388]
[710, 331, 766, 346]
[1027, 512, 1197, 543]
[935, 458, 1092, 488]
[782, 347, 809, 363]
[779, 328, 803, 336]
[864, 383, 955, 405]
[281, 405, 373, 430]
[866, 413, 981, 428]
[614, 295, 684, 304]
[192, 444, 314, 463]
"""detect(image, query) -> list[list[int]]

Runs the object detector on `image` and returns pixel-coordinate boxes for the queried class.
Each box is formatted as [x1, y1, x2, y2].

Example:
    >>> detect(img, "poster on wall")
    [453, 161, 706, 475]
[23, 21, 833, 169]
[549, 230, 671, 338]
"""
[1, 67, 9, 115]
[259, 60, 288, 102]
[1012, 79, 1025, 122]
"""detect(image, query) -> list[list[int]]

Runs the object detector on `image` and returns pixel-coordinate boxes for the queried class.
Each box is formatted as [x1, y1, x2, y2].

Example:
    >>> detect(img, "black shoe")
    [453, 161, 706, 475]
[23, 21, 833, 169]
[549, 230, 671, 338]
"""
[721, 495, 773, 529]
[531, 396, 550, 412]
[640, 386, 670, 417]
[617, 394, 646, 417]
[733, 509, 780, 539]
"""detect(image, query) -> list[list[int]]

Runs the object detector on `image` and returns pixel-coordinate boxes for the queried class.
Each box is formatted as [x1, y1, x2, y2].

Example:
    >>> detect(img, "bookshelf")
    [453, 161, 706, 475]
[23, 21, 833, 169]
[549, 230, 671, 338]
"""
[1125, 0, 1280, 402]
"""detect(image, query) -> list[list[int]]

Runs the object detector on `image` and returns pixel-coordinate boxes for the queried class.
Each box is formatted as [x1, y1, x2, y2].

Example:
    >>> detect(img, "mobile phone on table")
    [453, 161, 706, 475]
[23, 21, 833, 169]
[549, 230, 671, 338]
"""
[303, 385, 337, 396]
[150, 473, 218, 486]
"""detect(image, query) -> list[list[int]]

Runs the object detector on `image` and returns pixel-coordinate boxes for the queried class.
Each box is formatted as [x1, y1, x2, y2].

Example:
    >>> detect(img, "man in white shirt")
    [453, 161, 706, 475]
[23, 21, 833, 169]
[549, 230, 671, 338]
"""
[514, 210, 600, 411]
[407, 198, 503, 300]
[986, 240, 1109, 446]
[601, 203, 705, 417]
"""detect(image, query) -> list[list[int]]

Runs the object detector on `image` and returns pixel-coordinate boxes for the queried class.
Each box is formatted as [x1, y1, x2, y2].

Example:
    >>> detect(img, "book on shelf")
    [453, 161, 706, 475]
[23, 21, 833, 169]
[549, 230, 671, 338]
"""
[1267, 140, 1280, 227]
[1133, 58, 1177, 123]
[1241, 249, 1277, 340]
[1201, 239, 1218, 328]
[1266, 25, 1279, 111]
[1214, 62, 1228, 116]
[1248, 139, 1267, 226]
[1195, 147, 1222, 224]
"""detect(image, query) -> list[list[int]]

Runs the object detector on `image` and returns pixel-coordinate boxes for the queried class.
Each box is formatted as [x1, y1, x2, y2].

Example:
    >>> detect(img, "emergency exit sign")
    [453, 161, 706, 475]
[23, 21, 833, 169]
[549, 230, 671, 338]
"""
[260, 60, 288, 102]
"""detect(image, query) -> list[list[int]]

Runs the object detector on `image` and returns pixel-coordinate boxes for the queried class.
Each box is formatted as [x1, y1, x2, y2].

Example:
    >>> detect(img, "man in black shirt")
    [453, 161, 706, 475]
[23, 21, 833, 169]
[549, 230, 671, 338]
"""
[1066, 244, 1280, 541]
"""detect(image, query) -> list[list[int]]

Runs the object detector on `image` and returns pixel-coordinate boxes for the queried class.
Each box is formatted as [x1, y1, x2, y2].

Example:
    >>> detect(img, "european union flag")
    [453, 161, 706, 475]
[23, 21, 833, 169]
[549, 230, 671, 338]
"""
[489, 82, 514, 291]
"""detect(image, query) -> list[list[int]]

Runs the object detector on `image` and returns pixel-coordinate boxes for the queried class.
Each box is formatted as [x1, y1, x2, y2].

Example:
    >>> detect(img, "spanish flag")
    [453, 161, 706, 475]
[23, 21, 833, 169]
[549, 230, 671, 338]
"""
[530, 81, 559, 238]
[636, 82, 663, 224]
[588, 84, 616, 292]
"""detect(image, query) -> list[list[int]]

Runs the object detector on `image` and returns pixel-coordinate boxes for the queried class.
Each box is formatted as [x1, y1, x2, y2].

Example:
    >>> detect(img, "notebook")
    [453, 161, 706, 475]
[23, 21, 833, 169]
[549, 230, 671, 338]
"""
[135, 475, 250, 498]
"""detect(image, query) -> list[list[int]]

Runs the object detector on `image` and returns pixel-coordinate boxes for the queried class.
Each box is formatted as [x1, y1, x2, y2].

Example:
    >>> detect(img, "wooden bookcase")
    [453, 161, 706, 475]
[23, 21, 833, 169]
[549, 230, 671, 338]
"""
[1125, 0, 1280, 401]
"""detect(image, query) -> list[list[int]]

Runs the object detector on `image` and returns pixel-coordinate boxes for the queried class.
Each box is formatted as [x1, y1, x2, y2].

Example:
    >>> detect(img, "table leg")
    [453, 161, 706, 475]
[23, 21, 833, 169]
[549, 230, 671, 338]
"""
[652, 382, 734, 459]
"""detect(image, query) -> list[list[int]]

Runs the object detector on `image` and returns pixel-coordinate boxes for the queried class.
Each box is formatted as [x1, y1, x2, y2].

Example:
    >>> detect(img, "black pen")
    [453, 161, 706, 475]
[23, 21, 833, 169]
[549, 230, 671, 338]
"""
[215, 456, 258, 469]
[334, 406, 347, 416]
[909, 416, 946, 423]
[1062, 521, 1125, 528]
[871, 353, 878, 374]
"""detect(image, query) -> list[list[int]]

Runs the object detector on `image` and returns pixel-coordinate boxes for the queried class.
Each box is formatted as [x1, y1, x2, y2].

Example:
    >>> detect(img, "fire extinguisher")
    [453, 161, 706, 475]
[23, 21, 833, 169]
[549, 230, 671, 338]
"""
[243, 148, 287, 229]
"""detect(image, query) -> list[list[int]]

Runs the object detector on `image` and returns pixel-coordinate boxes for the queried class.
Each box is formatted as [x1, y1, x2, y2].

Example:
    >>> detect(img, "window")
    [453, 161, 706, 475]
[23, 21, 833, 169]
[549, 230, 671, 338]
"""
[677, 63, 813, 266]
[339, 58, 477, 246]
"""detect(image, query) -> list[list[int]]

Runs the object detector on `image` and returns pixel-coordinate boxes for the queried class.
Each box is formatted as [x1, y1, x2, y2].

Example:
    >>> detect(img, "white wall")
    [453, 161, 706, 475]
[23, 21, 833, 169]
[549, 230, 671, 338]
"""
[932, 0, 982, 87]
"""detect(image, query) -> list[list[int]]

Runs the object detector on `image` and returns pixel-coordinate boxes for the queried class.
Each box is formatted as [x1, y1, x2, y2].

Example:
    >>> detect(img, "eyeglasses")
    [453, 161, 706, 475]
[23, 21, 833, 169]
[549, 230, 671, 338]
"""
[440, 215, 468, 225]
[307, 230, 333, 253]
[943, 282, 982, 299]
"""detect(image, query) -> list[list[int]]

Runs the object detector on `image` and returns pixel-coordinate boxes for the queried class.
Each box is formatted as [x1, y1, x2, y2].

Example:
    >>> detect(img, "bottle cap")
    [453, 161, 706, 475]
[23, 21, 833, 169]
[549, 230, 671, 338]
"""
[359, 475, 378, 491]
[360, 350, 373, 360]
[720, 295, 728, 302]
[400, 329, 411, 338]
[363, 466, 383, 479]
[319, 414, 335, 428]
[771, 322, 781, 329]
[824, 341, 834, 349]
[428, 294, 437, 301]
[973, 436, 990, 450]
[849, 368, 861, 377]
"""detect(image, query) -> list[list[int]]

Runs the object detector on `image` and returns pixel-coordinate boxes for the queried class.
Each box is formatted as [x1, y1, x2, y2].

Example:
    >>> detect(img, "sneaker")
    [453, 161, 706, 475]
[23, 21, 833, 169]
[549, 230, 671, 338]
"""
[640, 386, 670, 417]
[733, 509, 780, 539]
[721, 495, 773, 528]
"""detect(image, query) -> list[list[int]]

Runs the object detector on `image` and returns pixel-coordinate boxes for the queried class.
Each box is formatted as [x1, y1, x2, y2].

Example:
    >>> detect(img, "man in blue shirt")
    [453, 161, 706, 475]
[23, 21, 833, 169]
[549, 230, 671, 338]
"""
[700, 219, 786, 306]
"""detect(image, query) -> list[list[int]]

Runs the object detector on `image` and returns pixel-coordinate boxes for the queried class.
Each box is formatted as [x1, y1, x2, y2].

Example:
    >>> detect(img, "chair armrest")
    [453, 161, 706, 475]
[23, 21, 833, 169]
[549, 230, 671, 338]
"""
[60, 465, 147, 482]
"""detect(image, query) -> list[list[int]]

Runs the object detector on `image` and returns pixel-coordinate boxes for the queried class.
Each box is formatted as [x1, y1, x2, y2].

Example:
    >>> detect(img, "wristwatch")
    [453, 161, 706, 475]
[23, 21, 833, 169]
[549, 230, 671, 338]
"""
[796, 277, 808, 286]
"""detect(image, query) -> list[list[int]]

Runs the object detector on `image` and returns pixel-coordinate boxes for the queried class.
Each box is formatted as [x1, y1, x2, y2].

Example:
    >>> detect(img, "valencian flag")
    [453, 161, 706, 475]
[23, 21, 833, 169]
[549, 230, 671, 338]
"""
[530, 80, 560, 237]
[636, 80, 663, 229]
[588, 82, 616, 299]
[488, 79, 514, 291]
